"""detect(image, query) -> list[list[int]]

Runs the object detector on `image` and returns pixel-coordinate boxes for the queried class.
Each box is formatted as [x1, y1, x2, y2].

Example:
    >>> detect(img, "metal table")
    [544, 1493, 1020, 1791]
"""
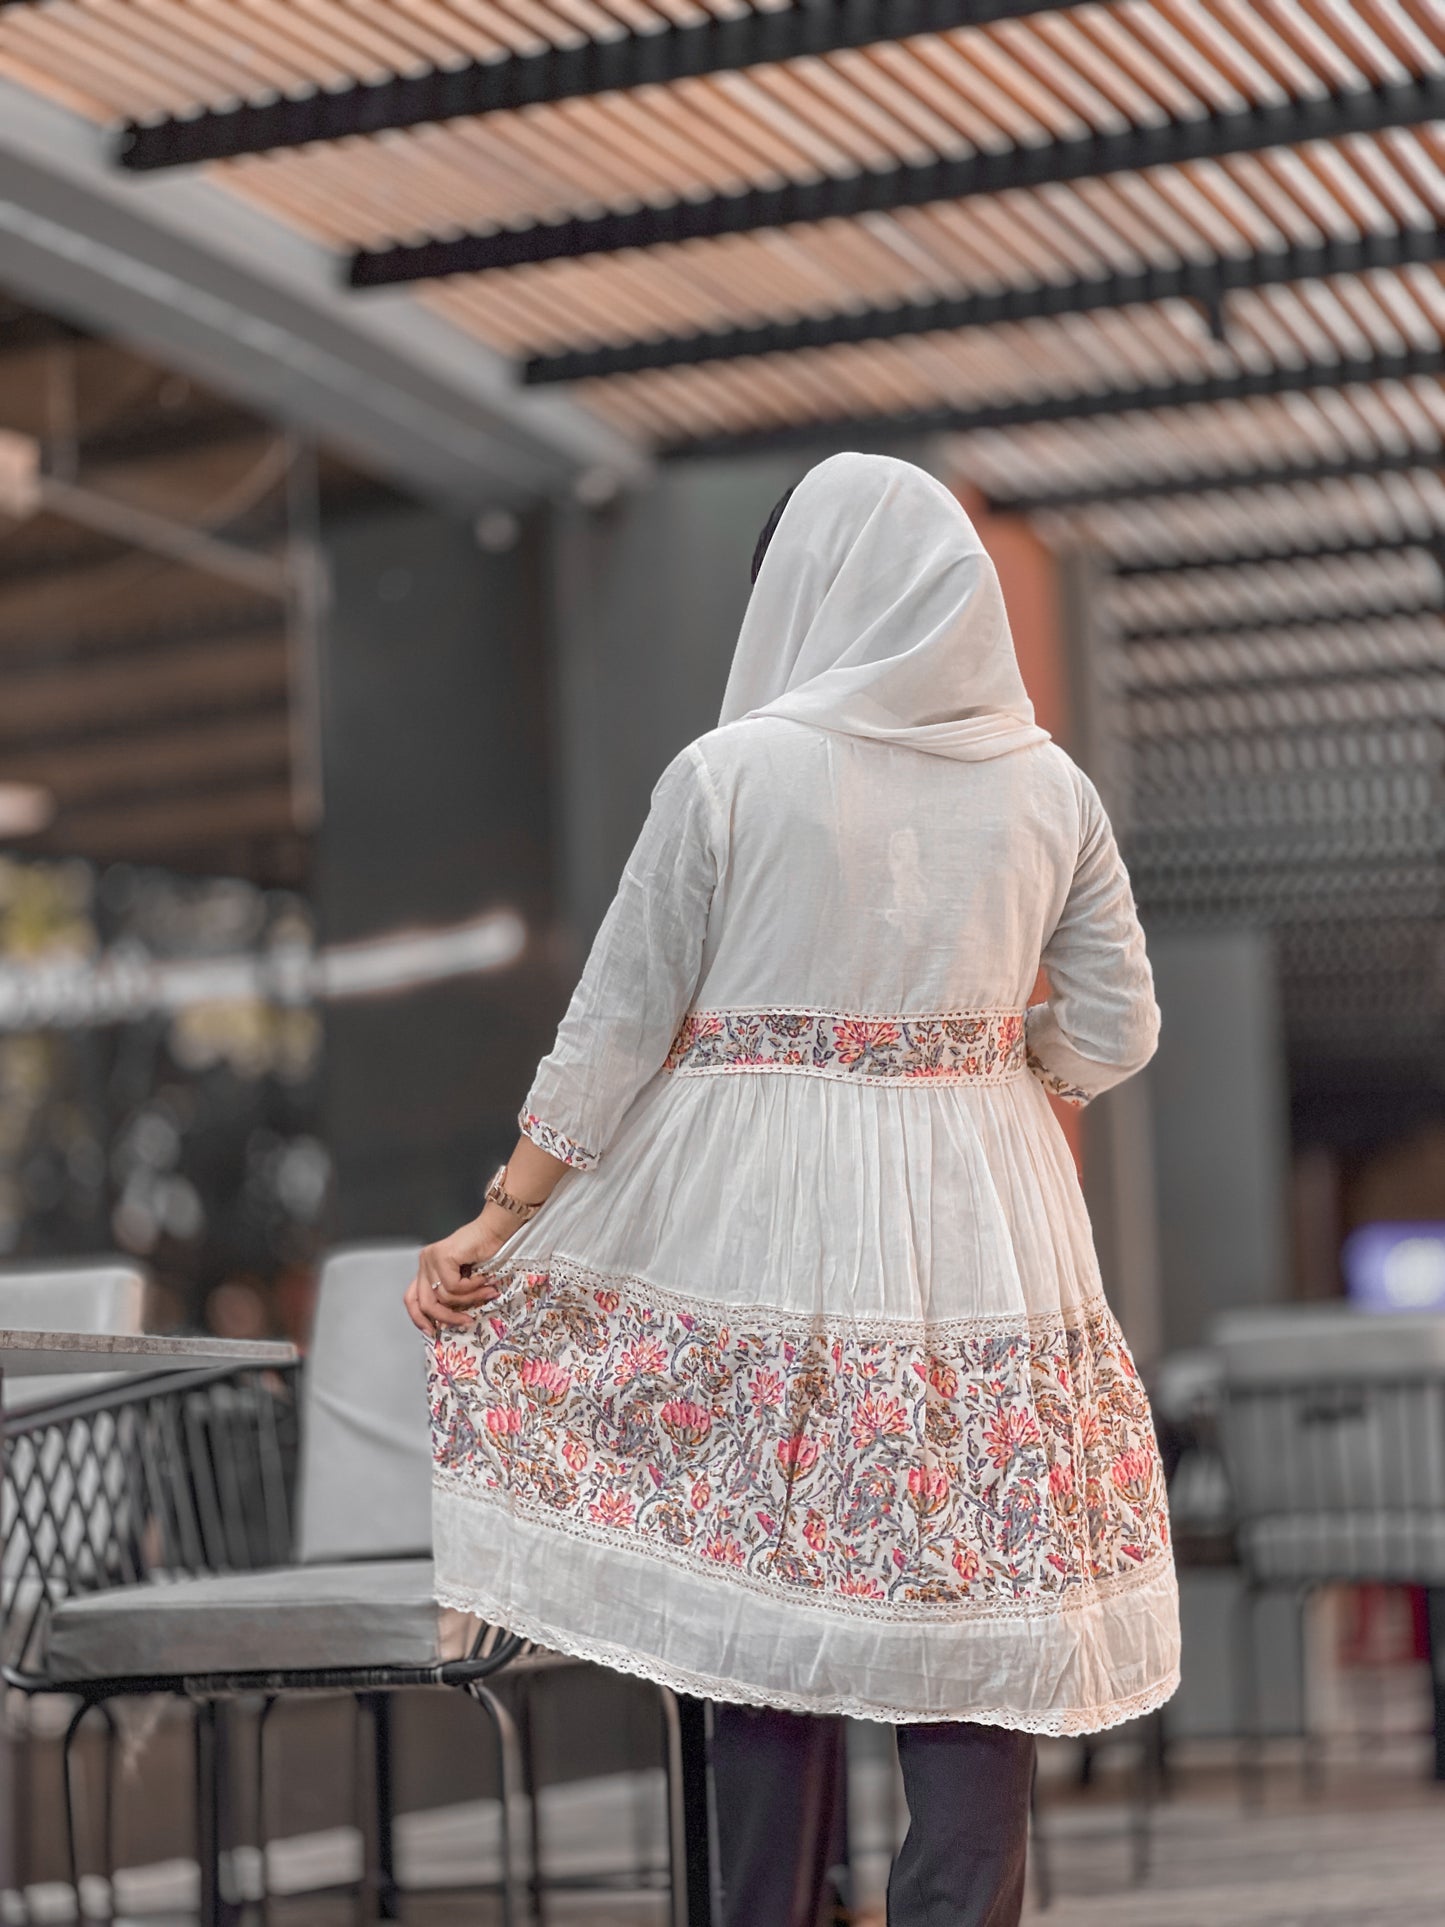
[0, 1330, 299, 1905]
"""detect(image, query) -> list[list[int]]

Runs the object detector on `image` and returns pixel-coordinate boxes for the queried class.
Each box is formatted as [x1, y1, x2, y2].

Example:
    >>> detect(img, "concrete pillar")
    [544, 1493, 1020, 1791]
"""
[1148, 927, 1291, 1352]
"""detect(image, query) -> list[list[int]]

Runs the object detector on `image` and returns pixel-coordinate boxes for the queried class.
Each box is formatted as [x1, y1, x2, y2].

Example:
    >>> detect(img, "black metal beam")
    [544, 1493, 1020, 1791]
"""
[658, 346, 1445, 459]
[1113, 534, 1445, 578]
[116, 2, 1064, 172]
[524, 225, 1445, 384]
[1118, 596, 1445, 643]
[985, 445, 1445, 514]
[349, 74, 1445, 285]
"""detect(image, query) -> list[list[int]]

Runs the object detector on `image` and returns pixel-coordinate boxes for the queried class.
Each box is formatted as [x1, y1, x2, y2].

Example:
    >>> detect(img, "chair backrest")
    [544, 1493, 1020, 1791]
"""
[1217, 1305, 1445, 1520]
[0, 1262, 147, 1411]
[295, 1243, 432, 1564]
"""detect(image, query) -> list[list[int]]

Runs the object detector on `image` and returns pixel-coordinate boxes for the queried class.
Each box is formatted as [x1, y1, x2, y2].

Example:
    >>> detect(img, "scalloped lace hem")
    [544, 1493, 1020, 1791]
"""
[432, 1580, 1180, 1735]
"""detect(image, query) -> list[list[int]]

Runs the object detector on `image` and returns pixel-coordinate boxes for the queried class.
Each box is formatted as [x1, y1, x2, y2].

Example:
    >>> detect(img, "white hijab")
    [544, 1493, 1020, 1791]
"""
[719, 451, 1049, 762]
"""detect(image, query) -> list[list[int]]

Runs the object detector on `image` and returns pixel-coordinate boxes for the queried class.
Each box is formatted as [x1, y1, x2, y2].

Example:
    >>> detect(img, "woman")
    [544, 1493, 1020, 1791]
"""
[407, 452, 1179, 1925]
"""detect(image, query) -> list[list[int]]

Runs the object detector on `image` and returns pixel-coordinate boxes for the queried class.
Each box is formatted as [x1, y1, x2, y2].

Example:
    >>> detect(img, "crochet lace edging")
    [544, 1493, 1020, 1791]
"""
[432, 1581, 1180, 1736]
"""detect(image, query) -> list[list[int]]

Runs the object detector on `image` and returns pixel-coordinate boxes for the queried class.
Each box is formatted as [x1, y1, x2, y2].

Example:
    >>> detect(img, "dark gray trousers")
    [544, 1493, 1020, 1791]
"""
[713, 1705, 1034, 1927]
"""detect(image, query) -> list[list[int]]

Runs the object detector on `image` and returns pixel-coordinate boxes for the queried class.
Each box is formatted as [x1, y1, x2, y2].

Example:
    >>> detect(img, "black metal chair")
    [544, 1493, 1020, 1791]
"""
[1, 1247, 526, 1924]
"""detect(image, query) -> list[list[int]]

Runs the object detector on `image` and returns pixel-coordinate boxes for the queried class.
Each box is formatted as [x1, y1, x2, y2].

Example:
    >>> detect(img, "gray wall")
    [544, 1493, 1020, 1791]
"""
[317, 502, 564, 1240]
[1148, 927, 1291, 1352]
[547, 454, 809, 942]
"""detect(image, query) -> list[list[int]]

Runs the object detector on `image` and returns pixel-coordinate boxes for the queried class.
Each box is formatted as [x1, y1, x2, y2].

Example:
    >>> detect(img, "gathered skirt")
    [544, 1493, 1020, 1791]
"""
[429, 1053, 1180, 1732]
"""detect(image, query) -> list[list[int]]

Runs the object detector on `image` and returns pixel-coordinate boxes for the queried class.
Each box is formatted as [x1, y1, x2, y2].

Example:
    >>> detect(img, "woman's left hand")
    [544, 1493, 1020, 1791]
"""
[404, 1213, 510, 1336]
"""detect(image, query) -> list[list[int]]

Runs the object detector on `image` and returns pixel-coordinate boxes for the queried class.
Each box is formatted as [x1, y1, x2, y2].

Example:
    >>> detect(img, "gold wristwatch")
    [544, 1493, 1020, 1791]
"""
[484, 1164, 542, 1223]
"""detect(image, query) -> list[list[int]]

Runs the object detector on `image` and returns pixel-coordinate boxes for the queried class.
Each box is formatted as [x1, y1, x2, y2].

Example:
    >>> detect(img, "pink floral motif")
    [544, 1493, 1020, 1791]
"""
[589, 1491, 635, 1529]
[518, 1357, 571, 1406]
[985, 1407, 1042, 1470]
[660, 1399, 714, 1449]
[666, 1008, 1027, 1083]
[777, 1432, 821, 1476]
[952, 1544, 981, 1584]
[431, 1341, 478, 1384]
[906, 1465, 952, 1518]
[430, 1266, 1171, 1617]
[614, 1338, 669, 1384]
[749, 1369, 785, 1412]
[1110, 1447, 1156, 1502]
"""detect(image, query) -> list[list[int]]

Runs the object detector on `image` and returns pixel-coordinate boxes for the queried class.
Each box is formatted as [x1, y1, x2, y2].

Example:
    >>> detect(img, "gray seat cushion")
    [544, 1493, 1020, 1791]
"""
[45, 1559, 441, 1681]
[1241, 1515, 1445, 1585]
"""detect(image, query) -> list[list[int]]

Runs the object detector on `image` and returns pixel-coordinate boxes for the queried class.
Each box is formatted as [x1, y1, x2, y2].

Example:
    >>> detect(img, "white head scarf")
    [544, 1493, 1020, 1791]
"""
[719, 451, 1049, 762]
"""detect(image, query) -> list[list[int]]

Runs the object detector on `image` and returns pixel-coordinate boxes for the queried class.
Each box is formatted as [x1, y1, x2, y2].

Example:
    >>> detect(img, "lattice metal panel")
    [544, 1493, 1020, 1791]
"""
[1092, 534, 1445, 1101]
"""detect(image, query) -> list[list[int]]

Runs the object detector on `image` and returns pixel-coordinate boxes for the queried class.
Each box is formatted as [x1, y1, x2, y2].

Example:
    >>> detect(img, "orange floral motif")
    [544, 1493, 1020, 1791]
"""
[589, 1491, 635, 1529]
[851, 1393, 911, 1451]
[430, 1266, 1171, 1617]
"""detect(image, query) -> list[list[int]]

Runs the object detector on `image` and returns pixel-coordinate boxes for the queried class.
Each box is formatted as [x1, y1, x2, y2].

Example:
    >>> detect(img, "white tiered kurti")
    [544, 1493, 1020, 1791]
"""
[430, 716, 1180, 1734]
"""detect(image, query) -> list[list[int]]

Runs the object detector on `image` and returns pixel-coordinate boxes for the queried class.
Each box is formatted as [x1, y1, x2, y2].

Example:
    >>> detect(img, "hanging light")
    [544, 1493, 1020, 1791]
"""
[0, 784, 55, 838]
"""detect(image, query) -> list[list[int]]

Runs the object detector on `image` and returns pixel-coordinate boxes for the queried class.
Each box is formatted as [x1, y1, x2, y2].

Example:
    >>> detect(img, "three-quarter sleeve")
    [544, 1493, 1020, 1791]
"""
[519, 743, 723, 1169]
[1025, 772, 1160, 1108]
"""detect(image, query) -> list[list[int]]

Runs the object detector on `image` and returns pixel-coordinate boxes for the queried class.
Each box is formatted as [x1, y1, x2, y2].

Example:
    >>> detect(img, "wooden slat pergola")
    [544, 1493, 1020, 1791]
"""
[0, 0, 1440, 1108]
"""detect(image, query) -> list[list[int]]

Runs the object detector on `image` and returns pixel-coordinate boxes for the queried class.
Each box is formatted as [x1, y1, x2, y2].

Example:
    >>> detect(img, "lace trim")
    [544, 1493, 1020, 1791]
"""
[518, 1111, 598, 1170]
[473, 1253, 1109, 1344]
[431, 1577, 1181, 1736]
[665, 1007, 1025, 1086]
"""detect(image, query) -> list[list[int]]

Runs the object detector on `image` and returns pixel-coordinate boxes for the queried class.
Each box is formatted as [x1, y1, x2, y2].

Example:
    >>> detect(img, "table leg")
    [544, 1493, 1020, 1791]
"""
[1426, 1589, 1445, 1782]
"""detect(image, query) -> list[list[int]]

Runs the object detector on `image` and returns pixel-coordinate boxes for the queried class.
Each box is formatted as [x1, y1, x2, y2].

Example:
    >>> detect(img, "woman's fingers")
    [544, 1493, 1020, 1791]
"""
[403, 1276, 436, 1337]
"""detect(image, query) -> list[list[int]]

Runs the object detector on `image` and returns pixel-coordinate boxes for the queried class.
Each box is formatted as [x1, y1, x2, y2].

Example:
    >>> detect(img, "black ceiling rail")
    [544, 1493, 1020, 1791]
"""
[1116, 597, 1445, 644]
[1112, 533, 1445, 577]
[348, 74, 1445, 286]
[115, 1, 1065, 172]
[984, 445, 1445, 514]
[657, 345, 1445, 459]
[524, 225, 1445, 384]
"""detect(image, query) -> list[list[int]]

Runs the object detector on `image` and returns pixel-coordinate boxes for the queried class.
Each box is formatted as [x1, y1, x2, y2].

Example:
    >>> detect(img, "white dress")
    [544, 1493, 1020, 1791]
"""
[430, 452, 1180, 1734]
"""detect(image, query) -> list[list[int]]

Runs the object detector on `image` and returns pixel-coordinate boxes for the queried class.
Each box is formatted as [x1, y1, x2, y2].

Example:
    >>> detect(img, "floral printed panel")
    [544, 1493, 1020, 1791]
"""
[1025, 1050, 1093, 1108]
[517, 1111, 598, 1170]
[430, 1265, 1171, 1621]
[664, 1009, 1026, 1085]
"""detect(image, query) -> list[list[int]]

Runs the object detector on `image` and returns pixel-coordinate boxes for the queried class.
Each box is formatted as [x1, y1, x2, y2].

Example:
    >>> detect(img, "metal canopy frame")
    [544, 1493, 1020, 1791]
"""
[115, 2, 1066, 172]
[1112, 535, 1445, 579]
[348, 75, 1445, 285]
[660, 347, 1445, 458]
[983, 447, 1445, 514]
[524, 228, 1445, 385]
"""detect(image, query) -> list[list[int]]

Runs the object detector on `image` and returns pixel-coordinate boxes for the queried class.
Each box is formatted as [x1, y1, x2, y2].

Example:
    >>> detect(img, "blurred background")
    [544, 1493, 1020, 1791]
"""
[0, 2, 1443, 1922]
